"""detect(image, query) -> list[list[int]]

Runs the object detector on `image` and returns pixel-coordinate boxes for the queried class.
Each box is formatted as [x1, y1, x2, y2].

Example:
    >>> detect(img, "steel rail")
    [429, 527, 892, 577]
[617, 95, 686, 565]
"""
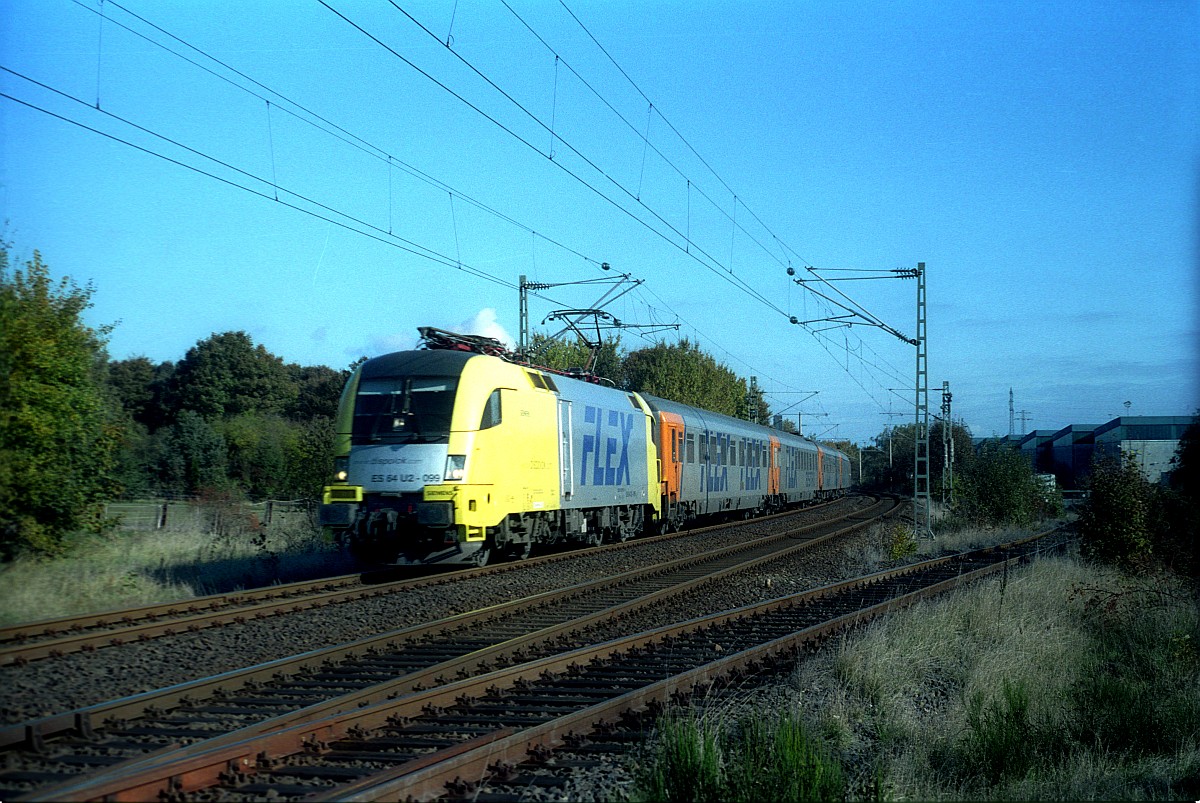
[29, 524, 1065, 803]
[0, 496, 858, 666]
[336, 529, 1075, 802]
[1, 496, 893, 791]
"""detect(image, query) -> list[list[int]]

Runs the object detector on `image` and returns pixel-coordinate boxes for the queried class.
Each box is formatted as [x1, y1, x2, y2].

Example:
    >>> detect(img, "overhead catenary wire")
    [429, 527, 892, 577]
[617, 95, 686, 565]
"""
[18, 2, 914, 431]
[69, 0, 606, 275]
[496, 0, 796, 291]
[365, 0, 792, 320]
[11, 3, 808, 399]
[534, 0, 913, 415]
[556, 0, 813, 269]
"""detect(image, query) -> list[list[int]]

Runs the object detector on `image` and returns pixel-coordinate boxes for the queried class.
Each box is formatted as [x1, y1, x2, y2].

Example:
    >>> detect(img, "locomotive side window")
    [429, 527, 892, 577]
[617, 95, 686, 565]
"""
[479, 389, 502, 430]
[353, 377, 458, 444]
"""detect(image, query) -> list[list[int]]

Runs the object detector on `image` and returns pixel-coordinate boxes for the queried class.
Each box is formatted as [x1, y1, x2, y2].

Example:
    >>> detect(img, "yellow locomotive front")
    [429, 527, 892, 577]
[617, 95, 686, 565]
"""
[320, 345, 560, 566]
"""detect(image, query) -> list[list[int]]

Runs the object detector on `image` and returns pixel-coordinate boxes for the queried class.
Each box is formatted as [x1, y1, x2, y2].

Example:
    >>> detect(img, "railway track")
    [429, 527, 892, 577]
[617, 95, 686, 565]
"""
[22, 525, 1072, 802]
[0, 497, 863, 667]
[0, 495, 896, 800]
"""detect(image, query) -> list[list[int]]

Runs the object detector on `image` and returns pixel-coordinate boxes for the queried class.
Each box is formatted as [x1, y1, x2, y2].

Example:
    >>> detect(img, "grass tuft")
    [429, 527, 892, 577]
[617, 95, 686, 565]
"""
[635, 709, 844, 803]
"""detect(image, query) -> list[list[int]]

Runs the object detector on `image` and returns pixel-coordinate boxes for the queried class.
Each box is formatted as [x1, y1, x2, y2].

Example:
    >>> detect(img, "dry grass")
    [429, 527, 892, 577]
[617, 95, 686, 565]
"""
[0, 515, 355, 627]
[789, 552, 1200, 800]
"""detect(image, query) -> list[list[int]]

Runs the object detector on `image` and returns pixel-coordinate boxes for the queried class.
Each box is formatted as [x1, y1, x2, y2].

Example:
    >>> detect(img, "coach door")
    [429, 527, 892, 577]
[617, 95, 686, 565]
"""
[558, 399, 573, 498]
[816, 446, 824, 492]
[658, 412, 685, 513]
[768, 435, 781, 496]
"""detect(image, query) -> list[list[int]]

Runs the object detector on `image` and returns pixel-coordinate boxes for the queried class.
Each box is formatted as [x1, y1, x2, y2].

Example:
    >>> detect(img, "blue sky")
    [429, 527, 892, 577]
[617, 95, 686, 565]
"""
[2, 0, 1197, 445]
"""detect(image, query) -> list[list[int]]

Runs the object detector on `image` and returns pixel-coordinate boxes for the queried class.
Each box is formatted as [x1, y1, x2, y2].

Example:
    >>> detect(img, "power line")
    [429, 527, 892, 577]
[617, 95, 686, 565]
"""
[370, 1, 913, 414]
[338, 0, 792, 320]
[557, 0, 814, 267]
[500, 0, 788, 272]
[70, 0, 605, 274]
[19, 3, 909, 430]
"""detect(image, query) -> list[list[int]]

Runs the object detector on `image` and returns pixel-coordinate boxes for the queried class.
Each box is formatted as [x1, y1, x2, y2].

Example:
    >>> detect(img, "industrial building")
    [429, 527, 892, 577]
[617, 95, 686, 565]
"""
[995, 415, 1196, 489]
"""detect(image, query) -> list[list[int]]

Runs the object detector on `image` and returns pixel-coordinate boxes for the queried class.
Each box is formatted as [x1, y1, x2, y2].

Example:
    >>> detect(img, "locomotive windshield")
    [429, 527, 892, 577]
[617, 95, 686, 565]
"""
[352, 377, 458, 444]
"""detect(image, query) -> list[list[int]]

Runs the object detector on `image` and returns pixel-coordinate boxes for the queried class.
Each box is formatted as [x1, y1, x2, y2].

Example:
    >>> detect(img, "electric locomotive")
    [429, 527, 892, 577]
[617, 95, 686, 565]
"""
[320, 328, 658, 566]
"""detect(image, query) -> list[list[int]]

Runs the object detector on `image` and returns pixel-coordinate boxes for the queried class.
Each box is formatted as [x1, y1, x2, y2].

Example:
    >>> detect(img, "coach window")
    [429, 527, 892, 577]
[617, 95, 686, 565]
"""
[479, 389, 502, 429]
[686, 433, 695, 463]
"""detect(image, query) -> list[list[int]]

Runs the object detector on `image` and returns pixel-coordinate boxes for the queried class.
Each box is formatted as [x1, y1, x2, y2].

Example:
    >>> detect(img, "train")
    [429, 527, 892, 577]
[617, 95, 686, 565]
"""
[319, 328, 853, 566]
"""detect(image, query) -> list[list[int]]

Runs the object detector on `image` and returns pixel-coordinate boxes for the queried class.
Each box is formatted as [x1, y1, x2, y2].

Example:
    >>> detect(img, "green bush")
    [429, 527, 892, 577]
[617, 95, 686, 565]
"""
[952, 441, 1051, 528]
[636, 712, 723, 803]
[1078, 453, 1156, 567]
[883, 522, 918, 561]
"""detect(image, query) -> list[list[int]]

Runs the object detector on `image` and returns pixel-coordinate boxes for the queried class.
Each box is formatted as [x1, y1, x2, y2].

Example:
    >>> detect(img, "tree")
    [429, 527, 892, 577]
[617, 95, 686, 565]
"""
[288, 364, 347, 421]
[158, 410, 227, 496]
[623, 339, 752, 417]
[170, 331, 296, 420]
[287, 416, 336, 504]
[0, 247, 123, 557]
[860, 421, 973, 497]
[527, 332, 624, 384]
[1158, 415, 1199, 576]
[107, 356, 175, 430]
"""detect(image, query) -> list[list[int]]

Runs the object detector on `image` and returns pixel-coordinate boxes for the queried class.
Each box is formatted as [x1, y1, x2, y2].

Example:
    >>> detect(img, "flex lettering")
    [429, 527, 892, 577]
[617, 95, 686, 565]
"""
[743, 437, 762, 491]
[580, 405, 634, 486]
[706, 432, 727, 492]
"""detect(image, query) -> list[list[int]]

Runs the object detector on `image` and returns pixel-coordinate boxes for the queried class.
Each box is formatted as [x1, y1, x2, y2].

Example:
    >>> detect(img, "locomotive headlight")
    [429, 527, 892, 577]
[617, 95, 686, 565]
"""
[444, 454, 467, 482]
[333, 457, 349, 482]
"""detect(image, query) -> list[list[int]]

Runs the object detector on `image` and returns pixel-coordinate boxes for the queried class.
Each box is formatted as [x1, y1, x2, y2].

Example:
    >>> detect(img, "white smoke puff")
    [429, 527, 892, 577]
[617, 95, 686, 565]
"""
[355, 331, 416, 357]
[459, 308, 514, 348]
